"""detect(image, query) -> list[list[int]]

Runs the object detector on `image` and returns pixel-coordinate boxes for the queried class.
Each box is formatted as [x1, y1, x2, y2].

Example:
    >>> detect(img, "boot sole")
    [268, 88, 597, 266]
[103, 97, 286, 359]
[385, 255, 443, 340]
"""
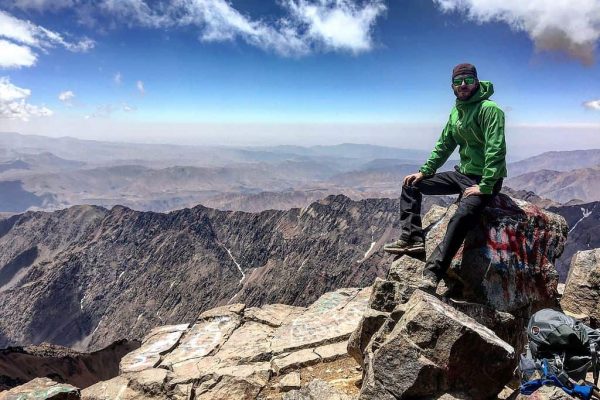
[383, 245, 425, 255]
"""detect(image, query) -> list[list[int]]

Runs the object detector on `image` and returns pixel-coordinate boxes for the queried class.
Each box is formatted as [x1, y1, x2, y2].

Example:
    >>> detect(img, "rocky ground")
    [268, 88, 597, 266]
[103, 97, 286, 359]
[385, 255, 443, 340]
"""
[5, 194, 598, 399]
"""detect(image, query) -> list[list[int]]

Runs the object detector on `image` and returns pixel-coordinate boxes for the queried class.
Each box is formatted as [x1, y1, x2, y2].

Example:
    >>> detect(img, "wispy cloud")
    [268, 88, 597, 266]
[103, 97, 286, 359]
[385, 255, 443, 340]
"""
[58, 90, 75, 105]
[114, 71, 122, 85]
[583, 99, 600, 111]
[136, 80, 145, 95]
[433, 0, 600, 65]
[0, 76, 52, 120]
[84, 103, 115, 119]
[122, 102, 136, 112]
[0, 9, 95, 69]
[4, 0, 386, 57]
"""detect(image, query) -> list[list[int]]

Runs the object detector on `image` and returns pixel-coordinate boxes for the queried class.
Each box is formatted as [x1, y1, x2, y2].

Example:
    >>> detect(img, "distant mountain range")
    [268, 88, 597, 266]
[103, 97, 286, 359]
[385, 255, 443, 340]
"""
[506, 167, 600, 204]
[0, 195, 410, 351]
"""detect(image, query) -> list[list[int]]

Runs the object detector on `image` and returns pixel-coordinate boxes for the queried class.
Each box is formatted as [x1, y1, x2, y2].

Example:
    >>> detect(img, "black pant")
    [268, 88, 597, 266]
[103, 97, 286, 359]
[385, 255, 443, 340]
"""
[400, 169, 503, 276]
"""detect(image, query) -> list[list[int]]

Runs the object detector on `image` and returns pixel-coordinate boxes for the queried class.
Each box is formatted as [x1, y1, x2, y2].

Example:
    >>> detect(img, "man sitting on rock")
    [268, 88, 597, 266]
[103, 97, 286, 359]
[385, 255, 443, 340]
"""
[384, 63, 507, 293]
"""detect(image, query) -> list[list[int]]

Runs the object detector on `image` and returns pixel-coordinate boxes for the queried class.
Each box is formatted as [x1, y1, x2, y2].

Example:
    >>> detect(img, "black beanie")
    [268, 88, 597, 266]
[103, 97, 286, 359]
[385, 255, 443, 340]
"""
[452, 63, 477, 79]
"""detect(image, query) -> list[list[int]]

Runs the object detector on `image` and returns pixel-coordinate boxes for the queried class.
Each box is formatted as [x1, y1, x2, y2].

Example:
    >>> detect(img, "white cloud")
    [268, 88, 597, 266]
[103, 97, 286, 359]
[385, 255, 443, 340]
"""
[122, 102, 136, 112]
[58, 90, 75, 105]
[9, 0, 385, 56]
[433, 0, 600, 65]
[0, 40, 37, 68]
[7, 0, 77, 12]
[0, 10, 95, 69]
[284, 0, 386, 53]
[0, 76, 53, 120]
[136, 80, 145, 95]
[114, 71, 122, 85]
[583, 99, 600, 111]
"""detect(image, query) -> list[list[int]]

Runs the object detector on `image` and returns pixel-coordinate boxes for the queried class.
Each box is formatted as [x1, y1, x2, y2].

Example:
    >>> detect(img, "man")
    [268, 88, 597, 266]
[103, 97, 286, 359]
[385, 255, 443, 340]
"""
[383, 63, 507, 293]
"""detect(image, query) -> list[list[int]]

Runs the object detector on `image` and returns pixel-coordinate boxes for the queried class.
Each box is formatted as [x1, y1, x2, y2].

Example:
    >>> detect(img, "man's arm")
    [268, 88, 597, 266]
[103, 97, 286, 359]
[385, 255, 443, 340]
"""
[478, 103, 506, 194]
[419, 115, 457, 176]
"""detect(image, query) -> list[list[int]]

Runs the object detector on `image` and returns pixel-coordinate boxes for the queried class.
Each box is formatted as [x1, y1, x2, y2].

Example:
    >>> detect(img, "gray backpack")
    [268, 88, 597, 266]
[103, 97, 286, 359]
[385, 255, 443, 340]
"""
[520, 309, 600, 384]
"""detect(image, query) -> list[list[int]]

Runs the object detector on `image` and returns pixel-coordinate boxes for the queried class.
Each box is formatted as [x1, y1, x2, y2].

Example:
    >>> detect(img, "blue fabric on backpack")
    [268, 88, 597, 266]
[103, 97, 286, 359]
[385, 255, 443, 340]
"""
[519, 359, 594, 400]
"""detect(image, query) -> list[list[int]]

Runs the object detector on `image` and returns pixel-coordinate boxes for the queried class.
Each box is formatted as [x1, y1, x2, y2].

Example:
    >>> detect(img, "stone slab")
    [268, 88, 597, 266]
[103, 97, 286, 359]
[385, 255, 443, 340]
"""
[313, 341, 349, 362]
[271, 349, 321, 375]
[271, 287, 371, 354]
[243, 304, 306, 327]
[161, 314, 240, 368]
[120, 329, 184, 373]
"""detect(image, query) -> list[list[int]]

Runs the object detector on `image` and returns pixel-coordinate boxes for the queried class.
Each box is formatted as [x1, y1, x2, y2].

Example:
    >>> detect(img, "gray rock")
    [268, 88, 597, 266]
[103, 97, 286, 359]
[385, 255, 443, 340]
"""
[1, 378, 80, 400]
[283, 379, 355, 400]
[368, 278, 406, 312]
[561, 249, 600, 327]
[424, 195, 565, 313]
[279, 372, 302, 392]
[347, 309, 389, 366]
[271, 349, 321, 375]
[359, 290, 515, 399]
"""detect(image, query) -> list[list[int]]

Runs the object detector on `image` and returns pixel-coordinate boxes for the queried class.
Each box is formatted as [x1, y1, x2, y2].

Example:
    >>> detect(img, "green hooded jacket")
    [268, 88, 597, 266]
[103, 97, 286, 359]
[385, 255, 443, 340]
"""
[419, 80, 507, 194]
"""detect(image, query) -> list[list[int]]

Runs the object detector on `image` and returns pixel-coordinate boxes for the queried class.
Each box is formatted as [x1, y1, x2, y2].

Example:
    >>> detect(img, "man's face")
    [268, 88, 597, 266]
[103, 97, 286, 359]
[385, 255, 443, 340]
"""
[452, 74, 479, 101]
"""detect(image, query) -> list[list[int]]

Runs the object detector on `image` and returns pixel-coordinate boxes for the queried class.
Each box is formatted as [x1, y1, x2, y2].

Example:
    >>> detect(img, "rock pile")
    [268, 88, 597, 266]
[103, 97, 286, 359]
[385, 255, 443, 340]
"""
[4, 196, 582, 400]
[349, 195, 568, 399]
[81, 287, 371, 399]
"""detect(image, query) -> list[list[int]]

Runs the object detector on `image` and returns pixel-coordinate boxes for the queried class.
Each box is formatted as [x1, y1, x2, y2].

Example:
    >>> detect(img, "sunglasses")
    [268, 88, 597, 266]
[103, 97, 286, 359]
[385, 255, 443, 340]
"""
[453, 76, 477, 86]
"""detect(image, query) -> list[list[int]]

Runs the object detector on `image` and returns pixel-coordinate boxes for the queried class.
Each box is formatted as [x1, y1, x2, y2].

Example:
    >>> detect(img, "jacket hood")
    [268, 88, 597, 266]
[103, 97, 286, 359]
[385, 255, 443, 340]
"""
[456, 80, 494, 106]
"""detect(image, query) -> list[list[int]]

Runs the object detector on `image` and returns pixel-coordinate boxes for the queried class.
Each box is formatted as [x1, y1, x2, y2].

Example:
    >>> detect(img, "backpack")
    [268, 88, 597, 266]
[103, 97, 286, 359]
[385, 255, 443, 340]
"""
[519, 309, 600, 399]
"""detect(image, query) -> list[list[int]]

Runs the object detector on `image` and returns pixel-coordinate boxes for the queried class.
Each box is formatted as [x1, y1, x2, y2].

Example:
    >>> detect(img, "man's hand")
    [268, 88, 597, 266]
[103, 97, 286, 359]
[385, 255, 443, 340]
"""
[464, 184, 482, 197]
[403, 172, 424, 187]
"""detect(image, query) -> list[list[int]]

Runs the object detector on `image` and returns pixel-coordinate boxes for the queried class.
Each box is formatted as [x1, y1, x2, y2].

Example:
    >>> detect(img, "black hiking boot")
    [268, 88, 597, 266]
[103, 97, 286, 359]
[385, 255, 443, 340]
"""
[383, 237, 425, 255]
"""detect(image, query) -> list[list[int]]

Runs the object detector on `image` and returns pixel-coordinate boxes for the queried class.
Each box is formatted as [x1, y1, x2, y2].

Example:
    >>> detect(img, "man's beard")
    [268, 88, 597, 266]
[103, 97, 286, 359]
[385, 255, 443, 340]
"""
[453, 83, 479, 101]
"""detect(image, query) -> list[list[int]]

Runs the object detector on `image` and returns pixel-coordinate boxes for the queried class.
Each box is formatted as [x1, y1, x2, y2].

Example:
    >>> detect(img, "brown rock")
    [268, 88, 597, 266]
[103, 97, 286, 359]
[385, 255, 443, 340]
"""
[561, 249, 600, 327]
[279, 372, 302, 392]
[359, 290, 515, 399]
[199, 303, 245, 320]
[243, 304, 306, 327]
[282, 379, 354, 400]
[120, 328, 185, 373]
[160, 314, 241, 368]
[271, 287, 371, 354]
[0, 378, 80, 400]
[214, 321, 275, 364]
[313, 341, 348, 362]
[272, 349, 321, 375]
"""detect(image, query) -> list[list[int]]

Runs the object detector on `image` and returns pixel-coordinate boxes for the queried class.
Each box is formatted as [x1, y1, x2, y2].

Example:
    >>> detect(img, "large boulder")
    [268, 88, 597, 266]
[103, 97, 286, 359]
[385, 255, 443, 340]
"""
[359, 290, 515, 400]
[425, 195, 566, 314]
[0, 378, 80, 400]
[560, 249, 600, 328]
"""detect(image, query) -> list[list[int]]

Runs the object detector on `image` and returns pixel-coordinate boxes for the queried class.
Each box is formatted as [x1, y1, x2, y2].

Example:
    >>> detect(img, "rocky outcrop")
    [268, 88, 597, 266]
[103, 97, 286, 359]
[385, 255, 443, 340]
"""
[0, 340, 139, 391]
[427, 195, 566, 313]
[358, 290, 515, 399]
[79, 287, 370, 399]
[0, 196, 403, 351]
[561, 249, 600, 328]
[347, 196, 568, 399]
[0, 377, 80, 400]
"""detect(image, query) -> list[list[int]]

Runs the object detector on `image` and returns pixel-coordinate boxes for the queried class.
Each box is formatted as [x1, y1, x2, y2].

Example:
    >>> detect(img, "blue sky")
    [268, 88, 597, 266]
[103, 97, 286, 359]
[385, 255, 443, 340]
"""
[0, 0, 599, 152]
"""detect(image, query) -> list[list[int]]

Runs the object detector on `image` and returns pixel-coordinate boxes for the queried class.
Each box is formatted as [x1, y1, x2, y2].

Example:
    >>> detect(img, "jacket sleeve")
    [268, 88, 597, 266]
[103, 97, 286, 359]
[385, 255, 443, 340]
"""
[478, 104, 507, 194]
[419, 115, 457, 176]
